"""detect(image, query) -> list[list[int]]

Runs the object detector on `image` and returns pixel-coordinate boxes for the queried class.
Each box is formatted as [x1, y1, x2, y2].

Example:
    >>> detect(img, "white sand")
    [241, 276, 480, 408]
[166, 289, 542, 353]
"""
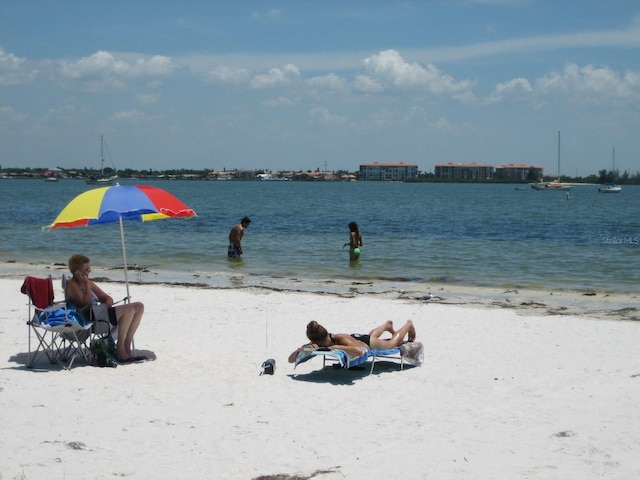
[1, 276, 639, 480]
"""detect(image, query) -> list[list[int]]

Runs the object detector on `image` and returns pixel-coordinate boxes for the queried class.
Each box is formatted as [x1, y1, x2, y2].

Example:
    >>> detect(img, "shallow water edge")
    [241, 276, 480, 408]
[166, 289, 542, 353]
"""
[6, 260, 638, 322]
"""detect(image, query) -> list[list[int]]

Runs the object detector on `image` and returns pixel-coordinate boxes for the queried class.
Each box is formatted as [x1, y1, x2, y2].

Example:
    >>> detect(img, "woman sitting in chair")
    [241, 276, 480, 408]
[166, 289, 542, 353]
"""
[288, 319, 416, 363]
[65, 254, 145, 364]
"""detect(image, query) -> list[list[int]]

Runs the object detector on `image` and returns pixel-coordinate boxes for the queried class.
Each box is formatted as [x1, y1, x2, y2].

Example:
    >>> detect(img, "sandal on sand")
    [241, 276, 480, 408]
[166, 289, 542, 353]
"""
[119, 355, 148, 364]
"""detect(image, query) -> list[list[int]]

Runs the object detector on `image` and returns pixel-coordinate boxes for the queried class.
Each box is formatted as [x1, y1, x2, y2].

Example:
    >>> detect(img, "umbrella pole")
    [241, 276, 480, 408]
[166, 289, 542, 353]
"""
[119, 217, 131, 303]
[119, 216, 135, 356]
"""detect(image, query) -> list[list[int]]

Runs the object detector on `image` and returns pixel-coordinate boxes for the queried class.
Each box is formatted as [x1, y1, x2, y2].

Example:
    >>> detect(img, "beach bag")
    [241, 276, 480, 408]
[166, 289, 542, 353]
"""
[90, 335, 118, 368]
[90, 303, 114, 335]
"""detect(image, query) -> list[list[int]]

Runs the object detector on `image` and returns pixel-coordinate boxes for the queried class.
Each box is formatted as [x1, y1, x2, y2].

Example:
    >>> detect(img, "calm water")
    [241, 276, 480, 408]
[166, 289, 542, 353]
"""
[1, 179, 639, 293]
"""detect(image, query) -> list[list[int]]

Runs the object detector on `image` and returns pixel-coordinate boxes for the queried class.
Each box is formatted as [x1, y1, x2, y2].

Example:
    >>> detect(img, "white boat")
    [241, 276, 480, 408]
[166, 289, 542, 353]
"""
[598, 148, 622, 193]
[544, 181, 572, 190]
[257, 173, 289, 181]
[598, 183, 622, 193]
[531, 131, 572, 190]
[86, 135, 118, 185]
[531, 181, 572, 190]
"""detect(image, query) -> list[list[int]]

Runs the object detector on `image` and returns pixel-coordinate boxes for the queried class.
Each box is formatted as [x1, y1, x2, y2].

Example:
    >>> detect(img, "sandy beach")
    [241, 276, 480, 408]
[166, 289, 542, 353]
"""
[1, 269, 639, 480]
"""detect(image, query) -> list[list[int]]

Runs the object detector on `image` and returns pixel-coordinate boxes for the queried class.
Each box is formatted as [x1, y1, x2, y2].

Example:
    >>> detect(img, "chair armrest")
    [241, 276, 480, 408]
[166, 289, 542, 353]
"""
[113, 296, 130, 305]
[33, 300, 67, 314]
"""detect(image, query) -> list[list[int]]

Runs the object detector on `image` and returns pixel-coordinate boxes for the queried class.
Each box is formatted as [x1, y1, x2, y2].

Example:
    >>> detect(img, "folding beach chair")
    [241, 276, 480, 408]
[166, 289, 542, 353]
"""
[21, 276, 93, 370]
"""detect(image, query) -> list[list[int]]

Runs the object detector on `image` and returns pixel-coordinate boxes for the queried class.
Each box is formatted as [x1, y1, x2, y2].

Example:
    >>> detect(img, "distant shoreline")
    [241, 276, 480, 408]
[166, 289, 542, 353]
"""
[2, 172, 637, 185]
[0, 176, 628, 186]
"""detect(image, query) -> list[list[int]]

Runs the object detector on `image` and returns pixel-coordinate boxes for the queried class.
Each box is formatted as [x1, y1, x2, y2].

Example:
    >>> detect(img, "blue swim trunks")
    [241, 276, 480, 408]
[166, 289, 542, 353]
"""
[228, 243, 242, 258]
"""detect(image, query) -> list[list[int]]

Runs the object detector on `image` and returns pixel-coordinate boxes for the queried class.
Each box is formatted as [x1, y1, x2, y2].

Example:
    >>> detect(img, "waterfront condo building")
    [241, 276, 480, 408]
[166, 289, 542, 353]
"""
[494, 163, 543, 181]
[358, 162, 419, 181]
[434, 162, 494, 181]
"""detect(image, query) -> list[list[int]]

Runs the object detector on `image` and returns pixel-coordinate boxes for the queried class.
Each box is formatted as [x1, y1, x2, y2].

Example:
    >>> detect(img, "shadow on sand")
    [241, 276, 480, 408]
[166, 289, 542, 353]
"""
[288, 360, 414, 385]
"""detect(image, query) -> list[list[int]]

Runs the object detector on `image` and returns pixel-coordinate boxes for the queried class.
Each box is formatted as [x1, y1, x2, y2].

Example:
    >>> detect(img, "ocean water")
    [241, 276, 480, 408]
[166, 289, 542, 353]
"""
[1, 179, 639, 293]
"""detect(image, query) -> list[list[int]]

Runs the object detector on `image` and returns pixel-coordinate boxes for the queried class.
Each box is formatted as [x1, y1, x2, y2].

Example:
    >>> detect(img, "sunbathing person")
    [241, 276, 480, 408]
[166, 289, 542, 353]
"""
[288, 319, 416, 363]
[65, 254, 145, 364]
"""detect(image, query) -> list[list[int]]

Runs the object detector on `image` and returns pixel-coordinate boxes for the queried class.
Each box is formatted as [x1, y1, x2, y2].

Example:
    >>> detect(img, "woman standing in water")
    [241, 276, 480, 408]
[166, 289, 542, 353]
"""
[343, 221, 363, 262]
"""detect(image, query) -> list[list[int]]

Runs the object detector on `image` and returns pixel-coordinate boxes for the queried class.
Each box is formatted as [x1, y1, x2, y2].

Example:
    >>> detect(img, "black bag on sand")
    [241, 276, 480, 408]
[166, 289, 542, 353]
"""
[90, 335, 118, 368]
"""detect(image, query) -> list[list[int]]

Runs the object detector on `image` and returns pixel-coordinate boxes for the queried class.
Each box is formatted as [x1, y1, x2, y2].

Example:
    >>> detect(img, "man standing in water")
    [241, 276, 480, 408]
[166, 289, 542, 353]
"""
[228, 216, 251, 258]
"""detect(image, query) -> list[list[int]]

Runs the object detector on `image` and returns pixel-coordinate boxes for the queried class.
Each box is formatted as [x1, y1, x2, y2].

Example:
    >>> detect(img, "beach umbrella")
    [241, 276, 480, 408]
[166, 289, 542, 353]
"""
[45, 184, 196, 299]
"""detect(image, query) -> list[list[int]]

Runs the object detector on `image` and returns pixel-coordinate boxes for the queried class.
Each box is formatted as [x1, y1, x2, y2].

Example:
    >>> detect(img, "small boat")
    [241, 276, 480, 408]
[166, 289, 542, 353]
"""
[86, 135, 118, 185]
[598, 183, 622, 193]
[257, 173, 289, 181]
[544, 181, 572, 190]
[598, 148, 622, 193]
[532, 131, 572, 191]
[530, 180, 572, 190]
[44, 176, 59, 182]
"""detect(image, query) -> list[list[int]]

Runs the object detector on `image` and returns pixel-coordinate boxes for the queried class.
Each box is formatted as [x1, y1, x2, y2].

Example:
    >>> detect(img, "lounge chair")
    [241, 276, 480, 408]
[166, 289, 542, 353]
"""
[294, 342, 424, 375]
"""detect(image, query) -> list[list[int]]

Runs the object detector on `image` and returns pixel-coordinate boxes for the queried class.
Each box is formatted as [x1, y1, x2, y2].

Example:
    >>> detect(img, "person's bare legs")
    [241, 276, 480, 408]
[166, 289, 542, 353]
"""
[369, 320, 415, 350]
[115, 308, 133, 360]
[115, 302, 144, 359]
[122, 302, 144, 357]
[369, 320, 395, 339]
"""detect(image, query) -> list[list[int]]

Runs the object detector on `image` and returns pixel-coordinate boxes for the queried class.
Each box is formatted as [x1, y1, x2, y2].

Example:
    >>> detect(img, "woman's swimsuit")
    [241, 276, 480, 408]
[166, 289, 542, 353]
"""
[350, 333, 370, 346]
[327, 333, 369, 356]
[329, 333, 370, 346]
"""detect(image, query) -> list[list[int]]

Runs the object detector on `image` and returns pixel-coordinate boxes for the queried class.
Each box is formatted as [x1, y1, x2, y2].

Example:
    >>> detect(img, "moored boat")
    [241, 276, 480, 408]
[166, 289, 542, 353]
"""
[598, 183, 622, 193]
[532, 131, 572, 191]
[598, 148, 622, 193]
[86, 135, 118, 185]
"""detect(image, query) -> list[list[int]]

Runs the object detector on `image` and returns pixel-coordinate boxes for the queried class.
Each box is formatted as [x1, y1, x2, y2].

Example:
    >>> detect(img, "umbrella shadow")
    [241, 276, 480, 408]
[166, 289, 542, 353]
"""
[6, 351, 93, 372]
[5, 348, 157, 371]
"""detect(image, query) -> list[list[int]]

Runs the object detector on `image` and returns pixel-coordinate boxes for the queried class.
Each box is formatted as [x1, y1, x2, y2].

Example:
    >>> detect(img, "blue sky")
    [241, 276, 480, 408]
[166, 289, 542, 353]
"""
[1, 0, 639, 176]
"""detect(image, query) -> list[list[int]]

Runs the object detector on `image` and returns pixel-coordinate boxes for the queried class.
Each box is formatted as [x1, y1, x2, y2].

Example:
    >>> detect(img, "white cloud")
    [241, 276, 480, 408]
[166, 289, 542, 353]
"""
[402, 106, 427, 124]
[108, 109, 152, 124]
[356, 50, 474, 97]
[486, 64, 640, 106]
[486, 77, 533, 103]
[428, 117, 453, 132]
[263, 96, 295, 107]
[353, 74, 384, 93]
[536, 63, 640, 104]
[57, 51, 178, 91]
[203, 65, 251, 84]
[0, 106, 28, 123]
[309, 106, 347, 127]
[0, 48, 38, 86]
[40, 103, 89, 125]
[250, 64, 301, 89]
[305, 73, 348, 91]
[250, 8, 286, 24]
[135, 92, 161, 105]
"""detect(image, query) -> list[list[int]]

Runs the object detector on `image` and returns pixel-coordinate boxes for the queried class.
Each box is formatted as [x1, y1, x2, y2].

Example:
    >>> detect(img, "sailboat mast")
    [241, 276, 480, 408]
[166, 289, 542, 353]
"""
[557, 131, 561, 179]
[100, 134, 104, 176]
